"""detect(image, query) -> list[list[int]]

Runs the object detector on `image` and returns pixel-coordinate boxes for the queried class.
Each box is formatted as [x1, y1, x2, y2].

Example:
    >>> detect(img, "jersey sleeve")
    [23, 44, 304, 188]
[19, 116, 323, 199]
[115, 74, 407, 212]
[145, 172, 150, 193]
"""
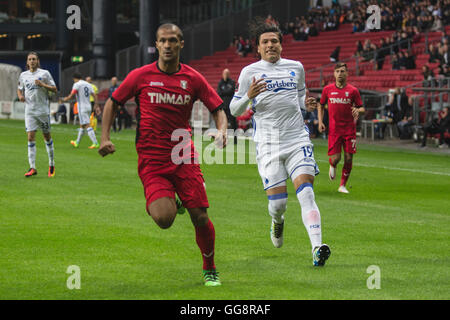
[229, 67, 252, 116]
[320, 86, 328, 106]
[71, 82, 79, 94]
[353, 87, 363, 107]
[18, 74, 24, 91]
[111, 69, 139, 105]
[196, 73, 223, 113]
[296, 63, 306, 109]
[44, 71, 56, 87]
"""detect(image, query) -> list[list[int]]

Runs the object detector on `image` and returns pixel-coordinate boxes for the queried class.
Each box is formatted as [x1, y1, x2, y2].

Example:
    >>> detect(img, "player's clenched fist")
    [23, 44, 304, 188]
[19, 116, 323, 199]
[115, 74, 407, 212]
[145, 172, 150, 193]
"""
[98, 141, 115, 157]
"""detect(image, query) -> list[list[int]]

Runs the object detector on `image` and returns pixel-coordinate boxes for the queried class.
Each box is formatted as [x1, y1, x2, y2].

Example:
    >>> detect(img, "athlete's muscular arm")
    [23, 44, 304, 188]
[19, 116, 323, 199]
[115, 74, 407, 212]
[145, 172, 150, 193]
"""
[211, 108, 228, 149]
[351, 105, 365, 121]
[17, 89, 25, 102]
[318, 104, 326, 133]
[62, 91, 76, 102]
[98, 98, 119, 157]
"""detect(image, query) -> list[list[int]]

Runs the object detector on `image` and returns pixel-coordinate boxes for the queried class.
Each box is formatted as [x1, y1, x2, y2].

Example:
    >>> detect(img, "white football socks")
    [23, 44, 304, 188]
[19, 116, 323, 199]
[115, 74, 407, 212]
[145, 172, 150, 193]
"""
[76, 128, 84, 144]
[296, 183, 322, 250]
[86, 127, 98, 145]
[28, 141, 36, 169]
[45, 139, 55, 166]
[268, 193, 288, 224]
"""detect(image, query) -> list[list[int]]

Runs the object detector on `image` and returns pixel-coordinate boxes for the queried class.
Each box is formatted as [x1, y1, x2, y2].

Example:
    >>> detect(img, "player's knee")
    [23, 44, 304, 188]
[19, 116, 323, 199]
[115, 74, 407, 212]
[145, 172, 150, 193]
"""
[268, 195, 288, 214]
[146, 200, 177, 229]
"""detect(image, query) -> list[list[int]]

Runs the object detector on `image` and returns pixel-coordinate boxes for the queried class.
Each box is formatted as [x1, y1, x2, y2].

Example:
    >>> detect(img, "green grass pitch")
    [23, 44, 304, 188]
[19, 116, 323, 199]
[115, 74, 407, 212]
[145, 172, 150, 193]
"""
[0, 119, 449, 300]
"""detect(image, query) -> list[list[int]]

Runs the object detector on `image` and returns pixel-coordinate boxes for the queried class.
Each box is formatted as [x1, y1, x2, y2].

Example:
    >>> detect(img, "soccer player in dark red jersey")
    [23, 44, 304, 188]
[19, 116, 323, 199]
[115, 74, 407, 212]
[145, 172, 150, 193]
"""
[318, 63, 365, 194]
[98, 23, 228, 286]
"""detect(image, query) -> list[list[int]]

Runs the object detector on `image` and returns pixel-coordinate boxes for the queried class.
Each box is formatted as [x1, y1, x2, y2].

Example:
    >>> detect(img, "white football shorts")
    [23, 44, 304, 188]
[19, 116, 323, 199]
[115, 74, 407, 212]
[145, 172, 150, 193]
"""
[25, 114, 51, 133]
[78, 110, 91, 125]
[256, 140, 320, 190]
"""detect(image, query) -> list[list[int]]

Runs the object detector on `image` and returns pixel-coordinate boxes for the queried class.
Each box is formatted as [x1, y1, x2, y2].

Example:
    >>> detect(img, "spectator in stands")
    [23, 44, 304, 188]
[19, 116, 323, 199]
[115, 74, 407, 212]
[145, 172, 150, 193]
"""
[236, 36, 246, 57]
[404, 50, 416, 70]
[431, 15, 444, 31]
[217, 68, 237, 143]
[422, 65, 435, 87]
[420, 106, 450, 148]
[396, 96, 415, 139]
[355, 40, 364, 57]
[428, 43, 441, 63]
[391, 52, 400, 70]
[398, 51, 407, 69]
[330, 46, 340, 63]
[386, 87, 410, 130]
[377, 38, 390, 70]
[265, 14, 279, 27]
[308, 23, 319, 37]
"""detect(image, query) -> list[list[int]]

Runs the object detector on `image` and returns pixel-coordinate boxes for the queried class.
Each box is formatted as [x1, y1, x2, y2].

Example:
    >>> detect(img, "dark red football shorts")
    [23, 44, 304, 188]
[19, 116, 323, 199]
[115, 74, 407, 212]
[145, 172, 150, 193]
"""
[138, 157, 209, 209]
[328, 134, 357, 156]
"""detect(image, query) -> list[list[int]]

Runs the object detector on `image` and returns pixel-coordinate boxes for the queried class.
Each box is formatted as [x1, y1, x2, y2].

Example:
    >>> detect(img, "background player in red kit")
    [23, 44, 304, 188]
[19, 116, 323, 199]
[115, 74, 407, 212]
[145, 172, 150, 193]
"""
[98, 23, 228, 286]
[318, 62, 364, 194]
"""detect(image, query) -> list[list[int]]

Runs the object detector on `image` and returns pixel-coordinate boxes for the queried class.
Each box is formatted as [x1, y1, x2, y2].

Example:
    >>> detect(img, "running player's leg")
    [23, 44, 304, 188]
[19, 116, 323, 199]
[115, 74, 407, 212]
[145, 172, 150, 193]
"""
[257, 142, 288, 248]
[26, 130, 37, 174]
[293, 174, 322, 250]
[147, 196, 178, 229]
[25, 116, 38, 175]
[174, 163, 220, 286]
[266, 184, 288, 248]
[339, 135, 356, 192]
[43, 131, 55, 177]
[328, 135, 342, 180]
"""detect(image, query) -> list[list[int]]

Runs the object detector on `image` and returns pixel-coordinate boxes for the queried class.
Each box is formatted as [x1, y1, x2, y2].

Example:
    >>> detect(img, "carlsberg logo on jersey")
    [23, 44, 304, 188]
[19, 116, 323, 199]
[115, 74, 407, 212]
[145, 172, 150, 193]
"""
[265, 79, 297, 92]
[148, 92, 191, 105]
[329, 97, 352, 104]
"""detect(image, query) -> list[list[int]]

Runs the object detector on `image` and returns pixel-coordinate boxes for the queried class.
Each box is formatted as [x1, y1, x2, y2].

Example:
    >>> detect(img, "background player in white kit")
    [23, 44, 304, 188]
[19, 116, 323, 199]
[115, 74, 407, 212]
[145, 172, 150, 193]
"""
[62, 72, 99, 149]
[230, 25, 331, 266]
[17, 52, 57, 178]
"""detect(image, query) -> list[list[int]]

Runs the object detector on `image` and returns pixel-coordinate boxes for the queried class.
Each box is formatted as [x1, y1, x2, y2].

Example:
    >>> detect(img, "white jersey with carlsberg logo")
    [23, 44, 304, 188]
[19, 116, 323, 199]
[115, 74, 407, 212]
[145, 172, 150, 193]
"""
[72, 80, 94, 113]
[18, 68, 56, 117]
[233, 58, 309, 144]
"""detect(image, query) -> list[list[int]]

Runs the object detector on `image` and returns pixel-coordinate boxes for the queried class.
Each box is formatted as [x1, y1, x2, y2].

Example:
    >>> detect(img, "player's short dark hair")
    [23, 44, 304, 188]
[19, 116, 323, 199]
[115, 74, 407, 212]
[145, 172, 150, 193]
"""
[254, 24, 283, 46]
[334, 62, 348, 70]
[156, 23, 184, 41]
[73, 72, 82, 79]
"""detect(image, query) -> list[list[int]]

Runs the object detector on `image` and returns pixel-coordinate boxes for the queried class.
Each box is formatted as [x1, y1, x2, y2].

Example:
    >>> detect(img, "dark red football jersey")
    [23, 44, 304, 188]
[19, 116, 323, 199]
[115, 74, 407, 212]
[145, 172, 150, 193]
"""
[320, 83, 363, 135]
[112, 62, 223, 162]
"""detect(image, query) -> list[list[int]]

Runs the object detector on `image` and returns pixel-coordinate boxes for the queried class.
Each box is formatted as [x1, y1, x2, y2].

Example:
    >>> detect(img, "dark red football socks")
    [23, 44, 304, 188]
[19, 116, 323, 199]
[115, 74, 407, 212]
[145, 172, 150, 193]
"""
[195, 219, 216, 270]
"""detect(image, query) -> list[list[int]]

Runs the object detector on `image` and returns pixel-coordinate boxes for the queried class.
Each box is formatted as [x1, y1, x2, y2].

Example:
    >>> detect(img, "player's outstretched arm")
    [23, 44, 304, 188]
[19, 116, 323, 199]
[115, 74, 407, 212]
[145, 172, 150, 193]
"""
[98, 98, 118, 157]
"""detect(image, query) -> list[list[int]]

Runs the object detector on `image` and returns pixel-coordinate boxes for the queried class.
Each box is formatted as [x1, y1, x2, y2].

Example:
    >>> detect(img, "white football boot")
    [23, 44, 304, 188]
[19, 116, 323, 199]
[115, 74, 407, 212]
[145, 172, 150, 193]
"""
[338, 185, 349, 194]
[329, 165, 336, 180]
[270, 220, 284, 248]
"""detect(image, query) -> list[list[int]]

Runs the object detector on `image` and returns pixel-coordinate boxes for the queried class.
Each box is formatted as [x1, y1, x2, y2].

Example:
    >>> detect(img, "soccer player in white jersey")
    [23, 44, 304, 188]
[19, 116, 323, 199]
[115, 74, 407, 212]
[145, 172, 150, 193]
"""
[17, 52, 57, 178]
[230, 25, 331, 266]
[62, 72, 99, 149]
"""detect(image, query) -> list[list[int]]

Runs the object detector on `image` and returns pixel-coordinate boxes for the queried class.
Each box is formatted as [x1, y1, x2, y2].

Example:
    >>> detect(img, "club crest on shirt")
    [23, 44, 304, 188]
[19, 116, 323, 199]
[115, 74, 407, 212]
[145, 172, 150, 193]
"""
[345, 92, 349, 97]
[180, 80, 188, 89]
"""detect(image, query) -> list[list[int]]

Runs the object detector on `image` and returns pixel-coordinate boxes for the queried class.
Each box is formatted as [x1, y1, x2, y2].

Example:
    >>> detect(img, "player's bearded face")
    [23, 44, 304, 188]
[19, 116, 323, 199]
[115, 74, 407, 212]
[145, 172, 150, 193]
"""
[334, 67, 348, 83]
[258, 33, 282, 63]
[156, 29, 184, 63]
